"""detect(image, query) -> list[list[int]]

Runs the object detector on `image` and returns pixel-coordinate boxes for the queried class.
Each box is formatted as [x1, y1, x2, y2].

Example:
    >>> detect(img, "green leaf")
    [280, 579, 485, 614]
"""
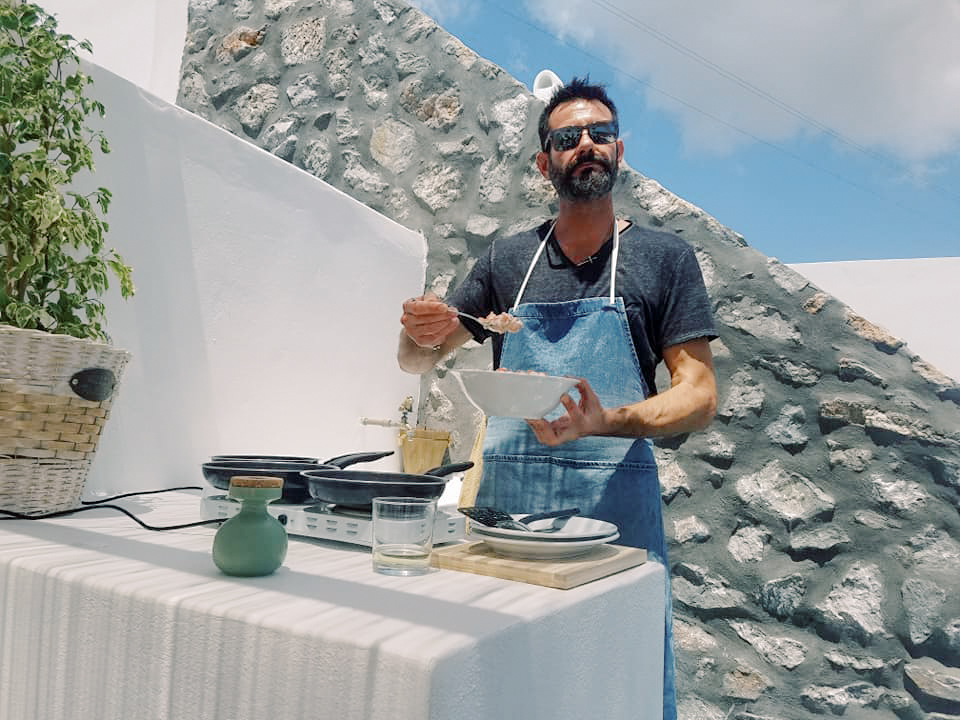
[0, 0, 130, 340]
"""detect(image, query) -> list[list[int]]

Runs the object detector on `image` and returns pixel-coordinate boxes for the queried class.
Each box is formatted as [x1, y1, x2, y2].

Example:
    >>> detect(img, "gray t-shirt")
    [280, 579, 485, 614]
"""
[447, 220, 717, 395]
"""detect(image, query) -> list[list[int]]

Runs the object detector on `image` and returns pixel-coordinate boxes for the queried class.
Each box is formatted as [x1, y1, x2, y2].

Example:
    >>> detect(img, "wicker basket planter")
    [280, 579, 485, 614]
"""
[0, 324, 130, 515]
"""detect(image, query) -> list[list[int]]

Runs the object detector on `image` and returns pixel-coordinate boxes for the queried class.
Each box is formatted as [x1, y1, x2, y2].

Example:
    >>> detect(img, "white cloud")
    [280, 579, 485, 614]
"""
[524, 0, 960, 162]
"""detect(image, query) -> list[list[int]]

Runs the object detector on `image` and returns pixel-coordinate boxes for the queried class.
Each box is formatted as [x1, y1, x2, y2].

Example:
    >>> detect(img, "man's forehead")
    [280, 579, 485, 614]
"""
[547, 98, 613, 128]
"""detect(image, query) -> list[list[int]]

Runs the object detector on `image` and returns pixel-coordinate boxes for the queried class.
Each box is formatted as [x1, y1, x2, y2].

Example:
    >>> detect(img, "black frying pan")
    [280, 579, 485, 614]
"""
[212, 454, 319, 463]
[202, 451, 395, 503]
[211, 452, 391, 465]
[301, 461, 474, 509]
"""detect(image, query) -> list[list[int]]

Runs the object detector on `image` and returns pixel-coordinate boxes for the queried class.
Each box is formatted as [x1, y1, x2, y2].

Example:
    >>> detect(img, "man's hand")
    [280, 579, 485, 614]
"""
[527, 378, 608, 446]
[400, 292, 459, 348]
[527, 338, 717, 444]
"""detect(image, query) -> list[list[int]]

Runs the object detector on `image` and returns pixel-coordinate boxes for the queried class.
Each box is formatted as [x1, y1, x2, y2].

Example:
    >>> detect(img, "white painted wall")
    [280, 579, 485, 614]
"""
[790, 258, 960, 382]
[82, 64, 426, 496]
[41, 0, 186, 103]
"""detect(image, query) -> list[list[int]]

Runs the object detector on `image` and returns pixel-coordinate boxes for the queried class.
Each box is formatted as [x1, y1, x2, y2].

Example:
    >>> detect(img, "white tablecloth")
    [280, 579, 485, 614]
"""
[0, 492, 664, 720]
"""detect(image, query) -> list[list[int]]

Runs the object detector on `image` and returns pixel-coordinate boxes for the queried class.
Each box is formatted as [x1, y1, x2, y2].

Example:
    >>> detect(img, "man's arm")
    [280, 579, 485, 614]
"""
[528, 337, 717, 445]
[397, 293, 474, 374]
[607, 337, 717, 436]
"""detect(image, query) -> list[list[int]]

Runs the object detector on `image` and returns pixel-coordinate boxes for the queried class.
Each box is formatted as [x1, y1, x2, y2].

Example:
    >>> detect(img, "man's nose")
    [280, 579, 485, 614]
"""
[574, 127, 594, 149]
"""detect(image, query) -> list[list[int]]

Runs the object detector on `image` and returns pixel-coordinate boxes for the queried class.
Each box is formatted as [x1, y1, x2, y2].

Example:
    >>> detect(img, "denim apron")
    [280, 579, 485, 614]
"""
[476, 221, 677, 720]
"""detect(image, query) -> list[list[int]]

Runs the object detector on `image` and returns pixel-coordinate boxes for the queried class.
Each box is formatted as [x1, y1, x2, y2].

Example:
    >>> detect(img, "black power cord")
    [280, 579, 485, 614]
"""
[0, 486, 225, 531]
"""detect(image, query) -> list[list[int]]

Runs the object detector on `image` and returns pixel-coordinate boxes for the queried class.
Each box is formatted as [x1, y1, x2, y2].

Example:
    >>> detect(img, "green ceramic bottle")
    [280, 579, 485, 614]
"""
[212, 475, 288, 577]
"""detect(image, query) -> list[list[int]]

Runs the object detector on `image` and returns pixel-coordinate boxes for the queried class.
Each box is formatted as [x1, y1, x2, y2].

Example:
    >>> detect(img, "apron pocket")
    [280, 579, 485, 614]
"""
[480, 453, 659, 541]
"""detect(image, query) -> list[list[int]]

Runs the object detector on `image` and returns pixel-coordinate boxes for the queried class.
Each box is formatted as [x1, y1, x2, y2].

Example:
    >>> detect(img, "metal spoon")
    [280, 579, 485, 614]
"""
[456, 311, 502, 333]
[518, 508, 581, 533]
[456, 311, 523, 334]
[459, 506, 580, 533]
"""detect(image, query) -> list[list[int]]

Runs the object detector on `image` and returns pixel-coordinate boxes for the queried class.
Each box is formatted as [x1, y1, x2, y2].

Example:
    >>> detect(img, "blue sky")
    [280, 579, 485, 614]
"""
[411, 0, 960, 263]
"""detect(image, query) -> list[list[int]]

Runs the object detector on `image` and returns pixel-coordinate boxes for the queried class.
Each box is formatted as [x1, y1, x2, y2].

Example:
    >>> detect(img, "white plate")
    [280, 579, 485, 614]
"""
[468, 516, 619, 543]
[454, 369, 578, 419]
[476, 532, 620, 560]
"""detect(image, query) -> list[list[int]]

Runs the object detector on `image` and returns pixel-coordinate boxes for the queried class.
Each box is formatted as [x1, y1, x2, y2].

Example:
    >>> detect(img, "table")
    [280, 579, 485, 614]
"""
[0, 492, 664, 720]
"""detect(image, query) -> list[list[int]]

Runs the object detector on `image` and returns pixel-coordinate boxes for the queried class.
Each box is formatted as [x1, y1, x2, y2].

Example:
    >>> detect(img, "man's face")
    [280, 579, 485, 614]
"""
[538, 99, 622, 202]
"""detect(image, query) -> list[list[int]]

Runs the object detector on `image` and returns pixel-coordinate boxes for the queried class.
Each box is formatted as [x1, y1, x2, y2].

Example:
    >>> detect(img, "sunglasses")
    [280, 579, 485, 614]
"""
[544, 121, 619, 152]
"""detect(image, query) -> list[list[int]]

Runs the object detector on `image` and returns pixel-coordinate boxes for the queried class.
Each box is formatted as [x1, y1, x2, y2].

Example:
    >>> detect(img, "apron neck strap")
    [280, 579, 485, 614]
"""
[609, 220, 620, 303]
[511, 218, 620, 311]
[511, 221, 554, 312]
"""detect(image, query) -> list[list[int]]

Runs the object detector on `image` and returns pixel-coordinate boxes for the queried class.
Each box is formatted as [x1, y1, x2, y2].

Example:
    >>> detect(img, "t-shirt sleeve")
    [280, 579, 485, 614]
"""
[445, 247, 494, 344]
[660, 246, 717, 348]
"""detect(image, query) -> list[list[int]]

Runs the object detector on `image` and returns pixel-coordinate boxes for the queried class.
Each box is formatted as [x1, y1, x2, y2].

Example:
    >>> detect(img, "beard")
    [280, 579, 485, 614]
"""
[548, 151, 618, 201]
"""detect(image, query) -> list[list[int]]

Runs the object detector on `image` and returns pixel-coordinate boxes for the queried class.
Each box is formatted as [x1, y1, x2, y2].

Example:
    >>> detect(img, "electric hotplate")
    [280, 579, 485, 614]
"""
[200, 494, 466, 547]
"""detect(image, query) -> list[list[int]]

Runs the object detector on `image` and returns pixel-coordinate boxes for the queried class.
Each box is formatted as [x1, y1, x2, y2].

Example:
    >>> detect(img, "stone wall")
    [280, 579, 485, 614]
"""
[176, 0, 960, 716]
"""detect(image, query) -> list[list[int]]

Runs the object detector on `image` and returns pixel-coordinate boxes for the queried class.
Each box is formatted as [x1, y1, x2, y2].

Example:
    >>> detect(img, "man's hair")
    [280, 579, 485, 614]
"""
[537, 76, 619, 151]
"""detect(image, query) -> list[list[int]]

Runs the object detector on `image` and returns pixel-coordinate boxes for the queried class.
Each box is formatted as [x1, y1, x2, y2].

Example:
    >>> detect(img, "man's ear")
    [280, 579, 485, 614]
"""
[536, 150, 549, 178]
[616, 139, 624, 165]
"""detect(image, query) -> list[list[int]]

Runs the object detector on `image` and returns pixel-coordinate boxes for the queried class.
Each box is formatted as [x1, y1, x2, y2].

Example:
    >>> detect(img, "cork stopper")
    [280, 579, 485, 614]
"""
[229, 475, 283, 489]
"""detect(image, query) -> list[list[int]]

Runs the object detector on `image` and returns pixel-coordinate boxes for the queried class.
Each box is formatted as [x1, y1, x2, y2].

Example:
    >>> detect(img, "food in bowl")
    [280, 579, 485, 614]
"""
[454, 369, 579, 419]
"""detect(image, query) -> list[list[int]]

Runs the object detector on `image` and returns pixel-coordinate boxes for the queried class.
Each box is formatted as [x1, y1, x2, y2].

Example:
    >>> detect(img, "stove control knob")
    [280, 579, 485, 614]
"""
[277, 514, 288, 526]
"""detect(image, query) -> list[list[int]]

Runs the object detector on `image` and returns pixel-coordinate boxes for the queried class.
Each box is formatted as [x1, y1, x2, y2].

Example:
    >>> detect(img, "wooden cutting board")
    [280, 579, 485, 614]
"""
[430, 541, 646, 589]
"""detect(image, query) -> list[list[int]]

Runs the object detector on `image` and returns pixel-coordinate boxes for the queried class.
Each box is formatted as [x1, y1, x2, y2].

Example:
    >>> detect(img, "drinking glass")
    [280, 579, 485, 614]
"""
[371, 497, 437, 576]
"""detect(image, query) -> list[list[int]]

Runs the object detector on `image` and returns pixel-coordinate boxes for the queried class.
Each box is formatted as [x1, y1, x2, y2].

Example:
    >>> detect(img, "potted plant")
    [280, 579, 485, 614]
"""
[0, 0, 134, 515]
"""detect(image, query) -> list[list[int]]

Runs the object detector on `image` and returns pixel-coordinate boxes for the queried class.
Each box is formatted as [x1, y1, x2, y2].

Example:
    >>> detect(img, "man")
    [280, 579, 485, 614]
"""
[398, 77, 717, 719]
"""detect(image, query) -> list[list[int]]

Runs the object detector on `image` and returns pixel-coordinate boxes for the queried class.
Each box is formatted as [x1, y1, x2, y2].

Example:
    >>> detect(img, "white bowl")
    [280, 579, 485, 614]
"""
[468, 516, 619, 542]
[454, 370, 579, 419]
[475, 532, 620, 560]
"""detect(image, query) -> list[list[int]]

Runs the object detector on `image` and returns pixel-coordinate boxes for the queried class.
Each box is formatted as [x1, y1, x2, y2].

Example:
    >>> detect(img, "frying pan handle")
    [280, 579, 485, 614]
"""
[423, 461, 474, 477]
[323, 450, 395, 468]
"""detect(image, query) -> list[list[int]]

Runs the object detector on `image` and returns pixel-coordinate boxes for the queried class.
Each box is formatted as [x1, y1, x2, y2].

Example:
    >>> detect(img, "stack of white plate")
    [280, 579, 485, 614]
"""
[468, 515, 619, 560]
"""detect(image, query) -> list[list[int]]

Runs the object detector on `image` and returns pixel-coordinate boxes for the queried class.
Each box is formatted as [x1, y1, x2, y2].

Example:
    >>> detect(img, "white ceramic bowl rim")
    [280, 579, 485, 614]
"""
[454, 370, 579, 419]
